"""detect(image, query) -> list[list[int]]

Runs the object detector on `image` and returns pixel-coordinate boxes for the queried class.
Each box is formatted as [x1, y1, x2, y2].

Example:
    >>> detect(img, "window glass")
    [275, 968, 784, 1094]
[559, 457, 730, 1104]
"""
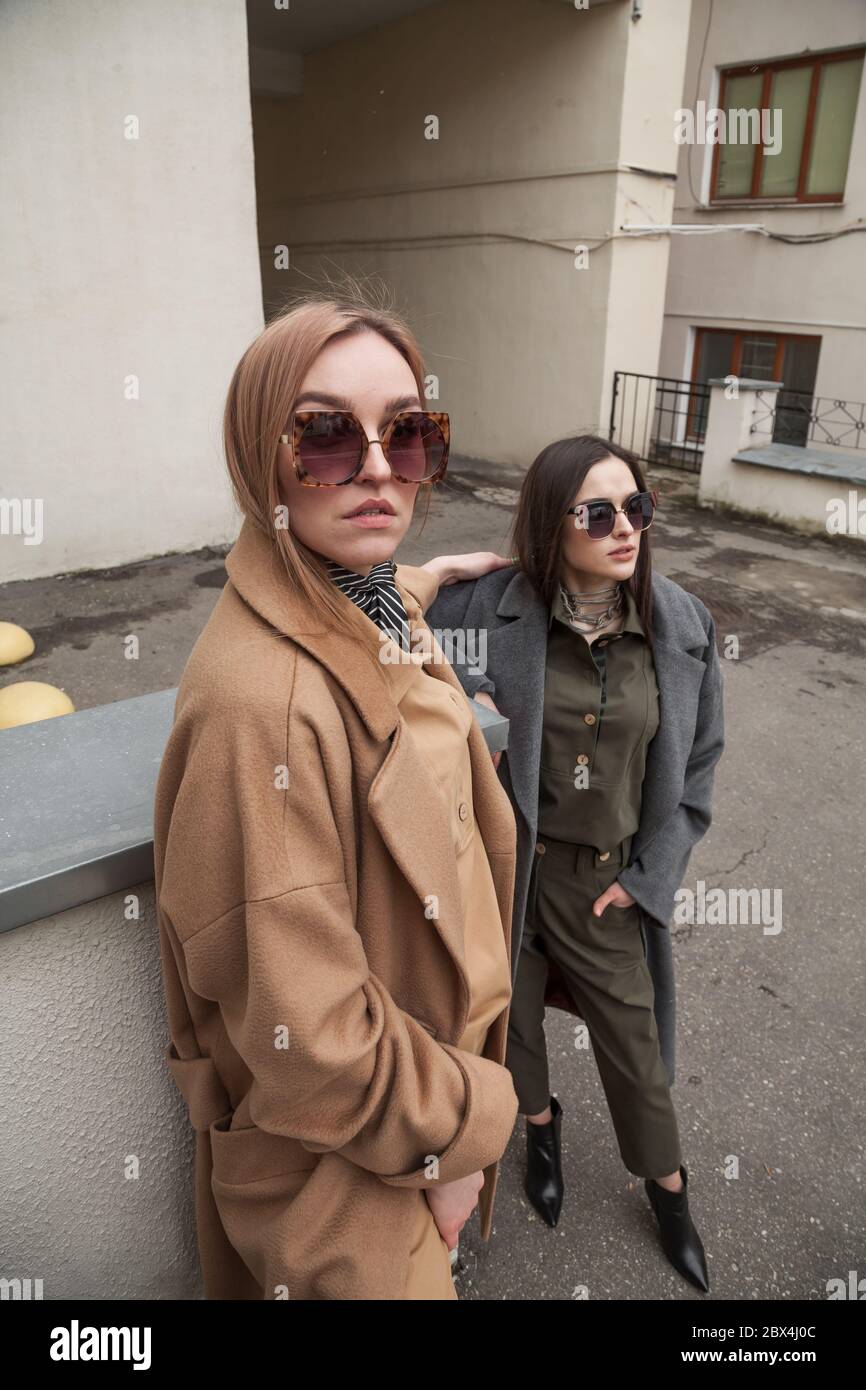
[695, 330, 736, 382]
[740, 336, 778, 380]
[759, 65, 811, 197]
[781, 338, 821, 394]
[774, 339, 821, 446]
[806, 56, 864, 195]
[716, 72, 763, 196]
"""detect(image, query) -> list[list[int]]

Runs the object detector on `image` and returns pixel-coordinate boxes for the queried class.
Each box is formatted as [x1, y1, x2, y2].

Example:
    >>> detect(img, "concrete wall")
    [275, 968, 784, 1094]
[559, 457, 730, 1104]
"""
[660, 0, 866, 410]
[0, 884, 201, 1300]
[252, 0, 692, 467]
[600, 0, 694, 430]
[0, 684, 506, 1300]
[0, 0, 264, 582]
[698, 381, 866, 540]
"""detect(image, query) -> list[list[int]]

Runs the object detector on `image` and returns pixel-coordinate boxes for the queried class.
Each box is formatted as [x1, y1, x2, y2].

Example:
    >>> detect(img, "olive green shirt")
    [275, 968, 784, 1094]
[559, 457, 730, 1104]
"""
[537, 583, 660, 851]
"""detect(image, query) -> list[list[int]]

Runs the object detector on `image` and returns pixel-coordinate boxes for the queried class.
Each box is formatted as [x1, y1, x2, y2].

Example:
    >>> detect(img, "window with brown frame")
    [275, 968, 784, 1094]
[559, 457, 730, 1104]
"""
[711, 48, 864, 203]
[687, 328, 821, 446]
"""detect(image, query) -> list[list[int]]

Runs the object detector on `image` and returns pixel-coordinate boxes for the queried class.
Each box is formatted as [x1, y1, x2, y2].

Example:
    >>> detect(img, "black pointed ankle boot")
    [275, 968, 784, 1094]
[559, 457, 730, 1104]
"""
[524, 1096, 564, 1227]
[645, 1163, 710, 1292]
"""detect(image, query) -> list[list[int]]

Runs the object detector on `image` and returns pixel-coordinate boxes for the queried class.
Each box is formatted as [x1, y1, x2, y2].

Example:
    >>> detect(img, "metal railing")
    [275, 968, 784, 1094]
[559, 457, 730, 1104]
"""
[609, 372, 708, 473]
[752, 389, 866, 452]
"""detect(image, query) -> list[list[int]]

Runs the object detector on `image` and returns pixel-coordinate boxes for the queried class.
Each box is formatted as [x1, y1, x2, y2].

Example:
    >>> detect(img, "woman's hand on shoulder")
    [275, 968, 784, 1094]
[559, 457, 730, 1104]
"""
[420, 552, 513, 587]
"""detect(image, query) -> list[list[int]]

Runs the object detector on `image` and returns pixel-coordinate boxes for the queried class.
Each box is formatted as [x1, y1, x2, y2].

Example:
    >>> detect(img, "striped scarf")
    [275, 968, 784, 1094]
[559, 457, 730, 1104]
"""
[325, 557, 411, 654]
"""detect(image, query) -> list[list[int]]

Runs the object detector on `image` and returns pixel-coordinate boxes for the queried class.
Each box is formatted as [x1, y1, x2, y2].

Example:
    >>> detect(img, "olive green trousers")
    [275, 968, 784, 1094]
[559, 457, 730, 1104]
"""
[505, 832, 683, 1178]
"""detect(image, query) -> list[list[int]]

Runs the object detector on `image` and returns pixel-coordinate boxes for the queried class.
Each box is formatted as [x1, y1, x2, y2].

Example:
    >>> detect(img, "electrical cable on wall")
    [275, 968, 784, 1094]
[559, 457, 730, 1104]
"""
[621, 221, 865, 244]
[261, 218, 864, 260]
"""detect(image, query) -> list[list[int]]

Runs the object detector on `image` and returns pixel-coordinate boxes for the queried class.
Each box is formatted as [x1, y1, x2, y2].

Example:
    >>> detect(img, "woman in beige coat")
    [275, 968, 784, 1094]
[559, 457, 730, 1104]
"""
[153, 293, 520, 1300]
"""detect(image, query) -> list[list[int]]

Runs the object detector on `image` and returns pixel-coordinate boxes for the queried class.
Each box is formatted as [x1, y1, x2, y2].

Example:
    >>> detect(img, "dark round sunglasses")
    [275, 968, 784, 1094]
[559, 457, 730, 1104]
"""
[565, 489, 659, 539]
[280, 410, 450, 486]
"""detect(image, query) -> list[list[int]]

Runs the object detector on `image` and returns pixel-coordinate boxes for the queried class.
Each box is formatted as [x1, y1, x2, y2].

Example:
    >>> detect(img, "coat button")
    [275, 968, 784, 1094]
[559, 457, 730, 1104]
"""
[576, 754, 589, 765]
[584, 712, 597, 725]
[458, 802, 469, 821]
[536, 842, 546, 855]
[598, 850, 611, 861]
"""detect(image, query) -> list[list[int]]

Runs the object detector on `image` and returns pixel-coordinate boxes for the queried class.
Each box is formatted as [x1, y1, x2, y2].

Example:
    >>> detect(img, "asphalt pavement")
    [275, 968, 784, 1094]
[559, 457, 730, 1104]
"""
[3, 454, 864, 1300]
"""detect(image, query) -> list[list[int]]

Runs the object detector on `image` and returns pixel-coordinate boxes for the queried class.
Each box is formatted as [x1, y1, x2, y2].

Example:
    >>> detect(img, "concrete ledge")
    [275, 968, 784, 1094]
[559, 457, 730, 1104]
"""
[734, 443, 866, 488]
[0, 688, 508, 934]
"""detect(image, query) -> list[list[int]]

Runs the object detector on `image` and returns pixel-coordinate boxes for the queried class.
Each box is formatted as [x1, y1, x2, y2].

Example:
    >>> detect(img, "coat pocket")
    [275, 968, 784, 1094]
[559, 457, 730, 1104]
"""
[208, 1116, 321, 1295]
[209, 1114, 320, 1188]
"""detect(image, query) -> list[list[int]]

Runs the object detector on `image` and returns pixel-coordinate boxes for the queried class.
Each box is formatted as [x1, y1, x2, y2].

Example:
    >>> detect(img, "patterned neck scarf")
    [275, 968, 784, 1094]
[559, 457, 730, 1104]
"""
[325, 556, 411, 654]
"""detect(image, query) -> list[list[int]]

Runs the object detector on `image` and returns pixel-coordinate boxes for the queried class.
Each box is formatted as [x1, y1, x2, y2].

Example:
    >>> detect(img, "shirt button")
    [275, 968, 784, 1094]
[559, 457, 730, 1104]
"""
[458, 802, 469, 821]
[584, 713, 597, 725]
[598, 850, 611, 861]
[576, 754, 589, 765]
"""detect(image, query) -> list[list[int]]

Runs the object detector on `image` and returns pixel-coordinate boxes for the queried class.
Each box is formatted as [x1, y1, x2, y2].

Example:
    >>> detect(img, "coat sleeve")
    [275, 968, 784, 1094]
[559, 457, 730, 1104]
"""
[617, 611, 726, 927]
[156, 656, 518, 1191]
[425, 579, 496, 702]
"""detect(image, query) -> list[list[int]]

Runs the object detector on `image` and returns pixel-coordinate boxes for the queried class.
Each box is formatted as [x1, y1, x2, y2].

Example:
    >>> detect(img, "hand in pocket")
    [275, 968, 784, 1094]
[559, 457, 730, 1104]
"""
[592, 881, 636, 918]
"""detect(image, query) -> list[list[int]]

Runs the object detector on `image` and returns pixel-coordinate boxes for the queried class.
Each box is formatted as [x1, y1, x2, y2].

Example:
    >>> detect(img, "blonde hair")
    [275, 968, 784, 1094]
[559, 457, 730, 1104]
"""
[222, 282, 435, 627]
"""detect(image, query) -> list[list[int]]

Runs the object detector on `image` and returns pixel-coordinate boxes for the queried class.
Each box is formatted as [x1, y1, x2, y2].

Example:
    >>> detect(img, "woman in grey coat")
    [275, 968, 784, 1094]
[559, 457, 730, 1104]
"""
[425, 434, 725, 1292]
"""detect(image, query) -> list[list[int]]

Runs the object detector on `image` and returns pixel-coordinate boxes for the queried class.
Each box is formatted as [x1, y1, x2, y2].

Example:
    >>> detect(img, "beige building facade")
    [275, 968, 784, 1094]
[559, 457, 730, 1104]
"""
[250, 0, 691, 468]
[2, 0, 693, 579]
[6, 0, 862, 580]
[658, 0, 866, 458]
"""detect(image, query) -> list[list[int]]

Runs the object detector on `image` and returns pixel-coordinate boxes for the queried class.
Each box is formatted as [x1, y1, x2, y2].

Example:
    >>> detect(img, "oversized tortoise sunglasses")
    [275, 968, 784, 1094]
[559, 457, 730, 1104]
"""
[280, 409, 450, 486]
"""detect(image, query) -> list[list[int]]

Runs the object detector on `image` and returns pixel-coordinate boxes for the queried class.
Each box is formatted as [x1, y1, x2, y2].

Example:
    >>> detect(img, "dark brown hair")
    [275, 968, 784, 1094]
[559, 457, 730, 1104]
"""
[510, 434, 655, 643]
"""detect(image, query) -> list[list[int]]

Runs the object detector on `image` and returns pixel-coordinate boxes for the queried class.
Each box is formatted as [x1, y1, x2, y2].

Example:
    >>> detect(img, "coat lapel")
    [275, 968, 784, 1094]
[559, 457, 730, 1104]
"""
[372, 574, 519, 1038]
[486, 570, 548, 832]
[635, 638, 707, 846]
[223, 518, 502, 1041]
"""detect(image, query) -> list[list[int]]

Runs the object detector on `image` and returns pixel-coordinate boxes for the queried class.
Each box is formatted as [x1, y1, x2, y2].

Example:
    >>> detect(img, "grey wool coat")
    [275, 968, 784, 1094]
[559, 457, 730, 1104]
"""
[425, 565, 726, 1086]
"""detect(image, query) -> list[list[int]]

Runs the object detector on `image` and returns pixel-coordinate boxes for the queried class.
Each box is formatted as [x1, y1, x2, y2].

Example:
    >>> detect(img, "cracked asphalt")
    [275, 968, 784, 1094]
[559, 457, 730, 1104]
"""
[3, 455, 864, 1300]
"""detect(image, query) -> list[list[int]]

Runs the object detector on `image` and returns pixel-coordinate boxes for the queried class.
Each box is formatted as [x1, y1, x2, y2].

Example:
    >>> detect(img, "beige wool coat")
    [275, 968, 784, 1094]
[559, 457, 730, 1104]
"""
[153, 516, 520, 1300]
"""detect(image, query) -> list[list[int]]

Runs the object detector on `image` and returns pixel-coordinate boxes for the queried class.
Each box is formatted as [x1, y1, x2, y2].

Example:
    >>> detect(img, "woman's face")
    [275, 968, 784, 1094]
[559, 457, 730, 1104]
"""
[559, 456, 644, 586]
[276, 329, 421, 575]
